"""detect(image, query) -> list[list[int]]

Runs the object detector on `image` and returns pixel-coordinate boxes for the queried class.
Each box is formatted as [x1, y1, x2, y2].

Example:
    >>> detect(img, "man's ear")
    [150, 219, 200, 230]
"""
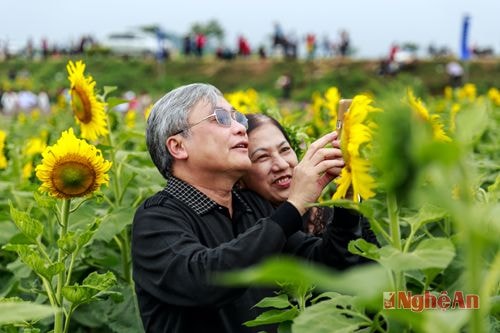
[166, 136, 188, 160]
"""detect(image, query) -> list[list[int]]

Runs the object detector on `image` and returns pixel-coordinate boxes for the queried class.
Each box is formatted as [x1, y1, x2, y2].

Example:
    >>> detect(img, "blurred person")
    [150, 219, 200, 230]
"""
[195, 32, 206, 57]
[237, 35, 251, 56]
[182, 34, 193, 56]
[446, 61, 464, 88]
[17, 90, 38, 111]
[240, 113, 378, 241]
[132, 83, 365, 333]
[338, 30, 350, 57]
[305, 33, 317, 60]
[275, 73, 293, 100]
[257, 45, 267, 59]
[1, 89, 18, 114]
[37, 89, 51, 113]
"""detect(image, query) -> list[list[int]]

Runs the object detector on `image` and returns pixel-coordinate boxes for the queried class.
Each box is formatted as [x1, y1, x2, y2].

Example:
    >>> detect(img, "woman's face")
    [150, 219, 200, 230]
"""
[242, 123, 298, 205]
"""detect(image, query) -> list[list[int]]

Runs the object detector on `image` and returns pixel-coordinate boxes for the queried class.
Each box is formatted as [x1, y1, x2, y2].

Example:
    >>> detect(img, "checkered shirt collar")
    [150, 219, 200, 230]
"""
[165, 176, 251, 215]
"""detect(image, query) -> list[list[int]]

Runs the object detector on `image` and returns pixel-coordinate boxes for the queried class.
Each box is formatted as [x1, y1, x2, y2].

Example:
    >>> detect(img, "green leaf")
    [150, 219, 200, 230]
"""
[72, 283, 144, 333]
[83, 271, 117, 290]
[379, 238, 455, 272]
[491, 295, 500, 316]
[385, 308, 469, 333]
[107, 97, 129, 110]
[63, 271, 117, 305]
[244, 308, 299, 327]
[277, 320, 292, 333]
[3, 244, 63, 279]
[403, 204, 448, 229]
[348, 239, 381, 261]
[217, 256, 390, 304]
[95, 207, 135, 242]
[317, 199, 361, 212]
[454, 101, 489, 145]
[253, 294, 291, 309]
[293, 298, 370, 333]
[9, 202, 43, 242]
[57, 231, 78, 254]
[0, 220, 20, 244]
[62, 285, 96, 304]
[102, 86, 118, 99]
[33, 191, 56, 209]
[76, 219, 101, 249]
[310, 291, 342, 304]
[0, 302, 56, 324]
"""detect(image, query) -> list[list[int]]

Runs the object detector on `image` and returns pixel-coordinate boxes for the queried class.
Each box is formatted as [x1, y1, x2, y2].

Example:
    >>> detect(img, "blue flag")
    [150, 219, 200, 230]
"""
[460, 15, 471, 61]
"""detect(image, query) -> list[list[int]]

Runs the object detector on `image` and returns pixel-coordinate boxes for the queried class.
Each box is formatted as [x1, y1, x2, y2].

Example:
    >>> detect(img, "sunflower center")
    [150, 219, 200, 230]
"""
[71, 87, 92, 123]
[52, 159, 96, 196]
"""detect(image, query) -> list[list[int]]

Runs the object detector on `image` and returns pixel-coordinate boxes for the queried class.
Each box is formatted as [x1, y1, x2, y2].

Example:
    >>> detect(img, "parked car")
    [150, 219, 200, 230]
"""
[100, 31, 174, 57]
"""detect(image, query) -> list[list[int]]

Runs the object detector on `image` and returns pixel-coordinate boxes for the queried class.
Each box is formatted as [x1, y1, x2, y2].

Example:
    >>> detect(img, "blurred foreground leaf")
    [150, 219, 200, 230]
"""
[216, 256, 390, 305]
[0, 302, 56, 324]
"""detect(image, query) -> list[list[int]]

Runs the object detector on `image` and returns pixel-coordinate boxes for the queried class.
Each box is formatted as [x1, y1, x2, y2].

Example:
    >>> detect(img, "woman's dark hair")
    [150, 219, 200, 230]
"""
[246, 113, 292, 144]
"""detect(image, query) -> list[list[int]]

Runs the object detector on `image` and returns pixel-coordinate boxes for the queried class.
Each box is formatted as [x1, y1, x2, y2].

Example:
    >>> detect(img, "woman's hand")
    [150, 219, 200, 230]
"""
[287, 132, 344, 215]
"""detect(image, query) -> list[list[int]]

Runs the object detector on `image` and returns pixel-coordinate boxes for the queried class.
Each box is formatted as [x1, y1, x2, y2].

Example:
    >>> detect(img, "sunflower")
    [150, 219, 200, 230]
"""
[24, 137, 47, 157]
[124, 110, 136, 129]
[224, 89, 259, 114]
[333, 95, 378, 201]
[488, 87, 500, 106]
[67, 60, 108, 141]
[143, 104, 153, 120]
[35, 128, 112, 199]
[0, 130, 7, 169]
[457, 83, 476, 102]
[407, 89, 451, 142]
[449, 103, 461, 133]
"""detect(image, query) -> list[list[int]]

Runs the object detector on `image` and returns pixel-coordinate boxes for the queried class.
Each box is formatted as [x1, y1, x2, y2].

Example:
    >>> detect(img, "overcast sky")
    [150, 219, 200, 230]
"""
[3, 0, 499, 58]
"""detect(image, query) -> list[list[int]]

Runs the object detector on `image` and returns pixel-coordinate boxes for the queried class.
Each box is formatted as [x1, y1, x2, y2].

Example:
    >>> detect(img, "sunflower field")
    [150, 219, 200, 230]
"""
[0, 59, 499, 333]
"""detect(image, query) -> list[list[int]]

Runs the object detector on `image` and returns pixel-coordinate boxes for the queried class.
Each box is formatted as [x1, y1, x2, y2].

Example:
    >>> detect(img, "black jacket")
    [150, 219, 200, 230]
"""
[132, 177, 365, 333]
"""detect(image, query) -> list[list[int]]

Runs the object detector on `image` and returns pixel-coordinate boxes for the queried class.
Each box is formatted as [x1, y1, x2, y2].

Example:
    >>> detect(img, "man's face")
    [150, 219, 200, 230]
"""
[182, 97, 251, 176]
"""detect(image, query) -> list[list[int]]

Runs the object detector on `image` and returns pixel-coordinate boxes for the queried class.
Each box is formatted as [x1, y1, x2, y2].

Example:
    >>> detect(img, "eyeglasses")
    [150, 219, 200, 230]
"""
[173, 107, 248, 135]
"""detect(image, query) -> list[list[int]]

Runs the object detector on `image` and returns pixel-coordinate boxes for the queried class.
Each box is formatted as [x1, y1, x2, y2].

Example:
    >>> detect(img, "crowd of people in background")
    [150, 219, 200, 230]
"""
[1, 21, 496, 63]
[0, 22, 358, 62]
[0, 21, 495, 115]
[0, 67, 153, 116]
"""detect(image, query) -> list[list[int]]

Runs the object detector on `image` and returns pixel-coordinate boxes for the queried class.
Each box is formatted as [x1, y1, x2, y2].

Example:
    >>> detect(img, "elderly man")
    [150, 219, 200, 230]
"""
[132, 83, 362, 333]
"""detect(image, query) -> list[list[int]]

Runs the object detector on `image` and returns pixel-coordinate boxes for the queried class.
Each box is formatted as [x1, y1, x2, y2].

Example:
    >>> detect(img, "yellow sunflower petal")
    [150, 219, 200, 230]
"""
[0, 130, 7, 169]
[335, 94, 379, 201]
[350, 156, 376, 200]
[408, 89, 451, 142]
[67, 60, 109, 141]
[333, 168, 352, 200]
[35, 128, 112, 199]
[407, 89, 429, 121]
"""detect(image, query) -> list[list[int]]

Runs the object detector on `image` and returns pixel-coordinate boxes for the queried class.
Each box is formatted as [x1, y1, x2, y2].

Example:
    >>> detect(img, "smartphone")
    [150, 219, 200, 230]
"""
[337, 99, 352, 139]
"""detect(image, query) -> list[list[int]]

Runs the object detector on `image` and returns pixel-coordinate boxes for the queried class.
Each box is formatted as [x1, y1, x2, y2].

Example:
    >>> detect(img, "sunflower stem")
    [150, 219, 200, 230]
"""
[453, 160, 487, 333]
[54, 199, 70, 333]
[105, 127, 121, 206]
[387, 193, 401, 250]
[119, 230, 133, 284]
[387, 193, 404, 291]
[65, 252, 77, 286]
[104, 129, 132, 283]
[41, 276, 57, 308]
